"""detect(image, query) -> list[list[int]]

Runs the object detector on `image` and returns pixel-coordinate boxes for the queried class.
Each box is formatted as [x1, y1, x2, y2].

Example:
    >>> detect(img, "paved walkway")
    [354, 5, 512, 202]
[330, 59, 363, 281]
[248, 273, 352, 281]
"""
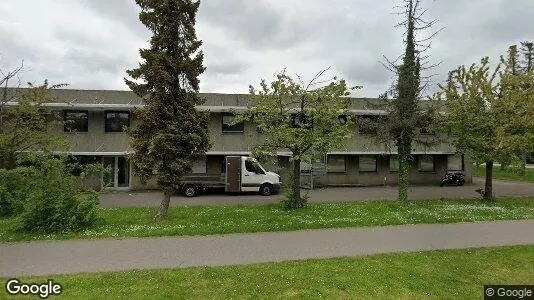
[100, 178, 534, 208]
[1, 220, 533, 276]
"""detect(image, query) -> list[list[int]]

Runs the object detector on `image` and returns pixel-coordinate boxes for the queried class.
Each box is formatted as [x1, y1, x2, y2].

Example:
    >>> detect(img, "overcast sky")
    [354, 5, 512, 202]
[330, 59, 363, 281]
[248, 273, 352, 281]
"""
[1, 0, 533, 97]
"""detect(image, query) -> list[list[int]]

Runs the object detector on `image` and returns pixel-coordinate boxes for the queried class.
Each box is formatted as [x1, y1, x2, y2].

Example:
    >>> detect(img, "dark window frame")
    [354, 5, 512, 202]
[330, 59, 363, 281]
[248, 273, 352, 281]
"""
[447, 154, 464, 171]
[326, 155, 346, 173]
[418, 155, 436, 172]
[64, 110, 89, 132]
[105, 111, 131, 133]
[222, 113, 244, 133]
[359, 155, 378, 173]
[357, 115, 380, 135]
[389, 155, 399, 172]
[419, 127, 436, 135]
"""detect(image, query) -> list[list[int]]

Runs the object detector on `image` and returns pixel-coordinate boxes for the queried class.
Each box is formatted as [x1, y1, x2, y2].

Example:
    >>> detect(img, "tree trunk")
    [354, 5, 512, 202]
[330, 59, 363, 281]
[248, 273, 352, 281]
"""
[154, 189, 172, 220]
[520, 154, 527, 176]
[484, 161, 493, 200]
[398, 158, 410, 201]
[283, 157, 306, 210]
[290, 158, 304, 208]
[397, 139, 411, 202]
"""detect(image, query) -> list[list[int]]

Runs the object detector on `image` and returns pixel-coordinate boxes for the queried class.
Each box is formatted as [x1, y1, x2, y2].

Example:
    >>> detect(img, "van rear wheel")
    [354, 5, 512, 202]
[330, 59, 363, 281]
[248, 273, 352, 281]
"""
[259, 183, 273, 196]
[182, 185, 197, 197]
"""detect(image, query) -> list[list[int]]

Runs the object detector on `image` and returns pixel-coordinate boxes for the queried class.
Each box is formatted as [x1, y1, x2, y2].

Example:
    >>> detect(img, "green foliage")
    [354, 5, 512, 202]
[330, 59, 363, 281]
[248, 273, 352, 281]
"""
[2, 197, 534, 242]
[0, 81, 69, 169]
[237, 69, 358, 209]
[0, 165, 39, 217]
[438, 57, 502, 163]
[494, 43, 534, 175]
[125, 0, 211, 205]
[0, 155, 99, 233]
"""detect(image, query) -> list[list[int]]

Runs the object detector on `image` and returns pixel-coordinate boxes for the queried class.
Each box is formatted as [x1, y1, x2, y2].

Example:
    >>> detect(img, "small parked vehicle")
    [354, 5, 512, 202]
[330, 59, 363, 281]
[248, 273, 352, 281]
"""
[440, 171, 465, 187]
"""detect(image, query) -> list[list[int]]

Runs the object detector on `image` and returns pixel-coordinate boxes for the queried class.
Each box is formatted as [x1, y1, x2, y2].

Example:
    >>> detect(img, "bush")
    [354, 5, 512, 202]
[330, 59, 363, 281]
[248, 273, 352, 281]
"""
[1, 155, 99, 232]
[0, 167, 38, 217]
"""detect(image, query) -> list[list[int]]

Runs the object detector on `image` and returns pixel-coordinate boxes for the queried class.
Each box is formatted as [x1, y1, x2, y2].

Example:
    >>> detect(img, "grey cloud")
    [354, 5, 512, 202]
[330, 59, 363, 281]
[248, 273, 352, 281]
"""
[199, 0, 310, 50]
[2, 0, 533, 98]
[79, 0, 149, 39]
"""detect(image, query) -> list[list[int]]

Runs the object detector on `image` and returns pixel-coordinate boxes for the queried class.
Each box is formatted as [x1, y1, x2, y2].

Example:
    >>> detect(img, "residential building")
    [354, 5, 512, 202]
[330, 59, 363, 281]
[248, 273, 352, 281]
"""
[4, 88, 472, 190]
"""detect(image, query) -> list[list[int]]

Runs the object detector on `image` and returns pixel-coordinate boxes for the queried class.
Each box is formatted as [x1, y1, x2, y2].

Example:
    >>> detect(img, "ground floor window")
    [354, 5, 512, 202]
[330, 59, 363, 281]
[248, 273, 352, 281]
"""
[389, 155, 399, 172]
[191, 158, 207, 173]
[327, 155, 346, 173]
[359, 155, 377, 172]
[447, 155, 464, 171]
[418, 155, 435, 172]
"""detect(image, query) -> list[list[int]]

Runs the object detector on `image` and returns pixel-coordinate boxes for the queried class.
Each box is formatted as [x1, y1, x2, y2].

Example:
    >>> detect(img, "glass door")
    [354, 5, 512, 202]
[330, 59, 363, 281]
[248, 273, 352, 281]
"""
[103, 156, 116, 188]
[117, 156, 130, 188]
[102, 156, 130, 189]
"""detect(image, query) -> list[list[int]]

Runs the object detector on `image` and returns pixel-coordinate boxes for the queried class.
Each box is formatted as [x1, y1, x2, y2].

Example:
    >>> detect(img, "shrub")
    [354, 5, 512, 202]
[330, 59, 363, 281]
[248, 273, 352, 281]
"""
[0, 167, 38, 217]
[2, 155, 99, 232]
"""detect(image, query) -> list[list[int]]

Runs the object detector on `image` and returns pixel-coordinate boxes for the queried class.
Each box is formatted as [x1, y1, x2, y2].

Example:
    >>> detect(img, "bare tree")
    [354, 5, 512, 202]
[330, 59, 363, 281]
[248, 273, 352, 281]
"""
[368, 0, 441, 201]
[0, 60, 24, 133]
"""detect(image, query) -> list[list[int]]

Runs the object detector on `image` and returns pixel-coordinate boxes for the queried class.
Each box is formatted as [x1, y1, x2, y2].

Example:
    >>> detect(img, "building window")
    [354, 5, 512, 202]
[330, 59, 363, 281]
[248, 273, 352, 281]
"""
[359, 155, 377, 172]
[222, 113, 244, 133]
[337, 115, 348, 125]
[420, 128, 436, 135]
[300, 161, 312, 173]
[447, 155, 463, 171]
[291, 113, 313, 129]
[191, 158, 207, 174]
[105, 111, 130, 132]
[64, 110, 88, 132]
[357, 116, 379, 134]
[418, 155, 435, 172]
[327, 155, 346, 173]
[389, 155, 399, 172]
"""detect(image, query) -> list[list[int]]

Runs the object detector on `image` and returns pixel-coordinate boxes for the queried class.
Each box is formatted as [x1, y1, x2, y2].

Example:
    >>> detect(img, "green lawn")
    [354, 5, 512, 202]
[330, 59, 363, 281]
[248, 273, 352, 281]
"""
[6, 246, 533, 299]
[1, 197, 534, 242]
[474, 165, 534, 183]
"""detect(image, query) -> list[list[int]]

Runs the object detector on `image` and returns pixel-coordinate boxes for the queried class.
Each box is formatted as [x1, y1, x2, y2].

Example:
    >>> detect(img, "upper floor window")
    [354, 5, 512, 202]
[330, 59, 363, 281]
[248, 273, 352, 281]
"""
[105, 111, 130, 132]
[291, 113, 313, 129]
[64, 110, 88, 132]
[222, 113, 244, 133]
[357, 116, 379, 135]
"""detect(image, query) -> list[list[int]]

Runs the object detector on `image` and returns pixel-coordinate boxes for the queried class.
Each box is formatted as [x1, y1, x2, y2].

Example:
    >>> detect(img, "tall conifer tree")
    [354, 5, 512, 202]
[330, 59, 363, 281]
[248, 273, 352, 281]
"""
[125, 0, 211, 220]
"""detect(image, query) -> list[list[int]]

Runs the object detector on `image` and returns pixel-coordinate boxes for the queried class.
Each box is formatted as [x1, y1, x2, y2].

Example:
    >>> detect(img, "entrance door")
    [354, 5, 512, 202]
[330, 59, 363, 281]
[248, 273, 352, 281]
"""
[103, 156, 130, 189]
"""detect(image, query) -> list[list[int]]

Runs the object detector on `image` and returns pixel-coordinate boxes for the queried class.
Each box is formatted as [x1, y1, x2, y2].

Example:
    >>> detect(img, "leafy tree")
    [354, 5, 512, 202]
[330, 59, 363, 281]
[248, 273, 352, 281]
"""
[437, 57, 503, 199]
[125, 0, 211, 220]
[237, 69, 358, 209]
[0, 80, 69, 169]
[495, 43, 534, 175]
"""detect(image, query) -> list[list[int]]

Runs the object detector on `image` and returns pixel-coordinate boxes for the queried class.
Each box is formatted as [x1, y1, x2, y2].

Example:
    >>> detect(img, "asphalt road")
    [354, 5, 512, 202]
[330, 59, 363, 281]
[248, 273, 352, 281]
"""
[99, 177, 534, 208]
[1, 220, 533, 276]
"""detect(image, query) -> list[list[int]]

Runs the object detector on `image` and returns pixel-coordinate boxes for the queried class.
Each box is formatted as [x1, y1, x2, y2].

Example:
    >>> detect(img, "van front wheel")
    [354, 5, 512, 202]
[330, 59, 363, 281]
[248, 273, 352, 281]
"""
[182, 185, 197, 197]
[259, 183, 273, 196]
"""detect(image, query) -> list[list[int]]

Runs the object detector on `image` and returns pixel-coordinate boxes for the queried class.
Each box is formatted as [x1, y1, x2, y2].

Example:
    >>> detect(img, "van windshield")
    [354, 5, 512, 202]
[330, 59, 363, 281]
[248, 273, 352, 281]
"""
[245, 159, 266, 174]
